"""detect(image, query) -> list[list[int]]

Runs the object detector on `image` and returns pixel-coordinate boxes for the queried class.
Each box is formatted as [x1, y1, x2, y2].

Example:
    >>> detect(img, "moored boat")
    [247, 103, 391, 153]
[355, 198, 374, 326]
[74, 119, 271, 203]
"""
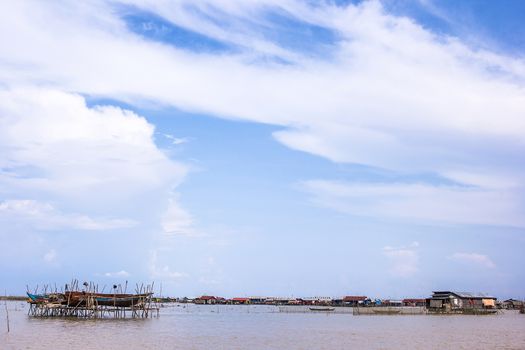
[371, 308, 401, 315]
[309, 306, 335, 311]
[27, 292, 48, 302]
[27, 292, 65, 304]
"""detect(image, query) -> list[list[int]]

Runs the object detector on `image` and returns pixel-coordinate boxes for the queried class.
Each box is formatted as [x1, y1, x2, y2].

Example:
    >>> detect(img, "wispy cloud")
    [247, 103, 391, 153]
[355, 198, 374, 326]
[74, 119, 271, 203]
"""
[382, 242, 419, 278]
[1, 0, 524, 228]
[148, 250, 188, 280]
[448, 252, 496, 269]
[43, 249, 57, 263]
[0, 0, 524, 295]
[161, 196, 196, 236]
[0, 199, 136, 230]
[198, 255, 224, 287]
[104, 270, 131, 278]
[163, 134, 189, 145]
[301, 180, 525, 227]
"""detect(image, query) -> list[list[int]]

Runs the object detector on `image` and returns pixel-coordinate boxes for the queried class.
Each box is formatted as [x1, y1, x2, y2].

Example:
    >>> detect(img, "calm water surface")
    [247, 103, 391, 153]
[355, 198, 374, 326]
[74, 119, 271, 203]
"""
[1, 302, 524, 349]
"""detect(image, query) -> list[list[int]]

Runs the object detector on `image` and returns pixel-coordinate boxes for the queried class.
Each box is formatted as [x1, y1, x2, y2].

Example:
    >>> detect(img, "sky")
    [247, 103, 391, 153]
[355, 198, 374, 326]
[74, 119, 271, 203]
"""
[1, 0, 524, 299]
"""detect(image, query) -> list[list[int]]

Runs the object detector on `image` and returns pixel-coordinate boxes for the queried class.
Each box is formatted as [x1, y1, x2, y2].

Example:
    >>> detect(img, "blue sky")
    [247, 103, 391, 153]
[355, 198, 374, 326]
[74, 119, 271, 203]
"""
[1, 0, 525, 299]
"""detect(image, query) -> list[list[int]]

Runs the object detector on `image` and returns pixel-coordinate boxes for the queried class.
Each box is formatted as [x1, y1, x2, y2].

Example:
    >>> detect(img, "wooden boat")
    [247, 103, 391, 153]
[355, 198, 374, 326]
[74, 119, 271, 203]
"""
[309, 306, 335, 312]
[27, 292, 65, 304]
[371, 308, 401, 315]
[95, 294, 152, 307]
[27, 292, 48, 302]
[64, 291, 152, 307]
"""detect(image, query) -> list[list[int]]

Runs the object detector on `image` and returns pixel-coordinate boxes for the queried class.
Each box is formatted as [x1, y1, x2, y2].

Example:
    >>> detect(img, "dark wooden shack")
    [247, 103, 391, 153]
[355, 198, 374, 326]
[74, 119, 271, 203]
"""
[426, 291, 497, 313]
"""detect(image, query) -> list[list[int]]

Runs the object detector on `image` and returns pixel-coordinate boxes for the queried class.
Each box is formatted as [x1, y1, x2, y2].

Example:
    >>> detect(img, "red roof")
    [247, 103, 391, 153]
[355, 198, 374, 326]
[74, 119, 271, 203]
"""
[232, 297, 250, 302]
[199, 295, 216, 300]
[343, 296, 367, 302]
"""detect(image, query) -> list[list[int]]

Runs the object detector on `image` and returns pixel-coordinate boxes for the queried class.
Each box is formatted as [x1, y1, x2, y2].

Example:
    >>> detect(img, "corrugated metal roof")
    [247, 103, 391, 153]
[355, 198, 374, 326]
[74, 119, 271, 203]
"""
[455, 292, 496, 299]
[302, 296, 332, 301]
[343, 296, 367, 301]
[431, 291, 496, 299]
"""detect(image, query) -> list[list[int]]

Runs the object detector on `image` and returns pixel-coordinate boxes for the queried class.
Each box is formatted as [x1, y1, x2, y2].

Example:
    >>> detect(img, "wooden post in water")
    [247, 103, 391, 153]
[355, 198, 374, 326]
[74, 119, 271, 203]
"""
[4, 290, 10, 333]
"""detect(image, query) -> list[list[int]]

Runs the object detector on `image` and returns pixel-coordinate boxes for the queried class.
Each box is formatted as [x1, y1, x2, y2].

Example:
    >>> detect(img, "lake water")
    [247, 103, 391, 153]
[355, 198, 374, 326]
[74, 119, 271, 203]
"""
[1, 302, 524, 349]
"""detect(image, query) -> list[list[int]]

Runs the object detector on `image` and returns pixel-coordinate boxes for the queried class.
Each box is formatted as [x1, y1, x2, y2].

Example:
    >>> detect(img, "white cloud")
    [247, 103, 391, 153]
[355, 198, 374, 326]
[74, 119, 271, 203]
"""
[156, 267, 187, 279]
[0, 88, 186, 200]
[301, 180, 525, 227]
[104, 270, 131, 278]
[382, 242, 419, 278]
[448, 252, 496, 269]
[161, 196, 195, 236]
[198, 277, 221, 285]
[43, 249, 57, 263]
[163, 134, 189, 145]
[0, 0, 524, 227]
[0, 87, 190, 238]
[0, 199, 135, 230]
[148, 250, 187, 280]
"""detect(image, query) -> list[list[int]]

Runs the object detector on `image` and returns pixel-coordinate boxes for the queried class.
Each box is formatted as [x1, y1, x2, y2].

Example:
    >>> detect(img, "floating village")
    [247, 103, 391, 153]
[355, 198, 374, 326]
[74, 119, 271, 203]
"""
[17, 280, 525, 318]
[177, 291, 524, 315]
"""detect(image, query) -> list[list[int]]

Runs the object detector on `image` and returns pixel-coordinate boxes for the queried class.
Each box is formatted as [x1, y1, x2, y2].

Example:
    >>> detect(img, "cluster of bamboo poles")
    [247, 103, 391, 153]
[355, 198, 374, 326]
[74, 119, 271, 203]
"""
[27, 279, 160, 319]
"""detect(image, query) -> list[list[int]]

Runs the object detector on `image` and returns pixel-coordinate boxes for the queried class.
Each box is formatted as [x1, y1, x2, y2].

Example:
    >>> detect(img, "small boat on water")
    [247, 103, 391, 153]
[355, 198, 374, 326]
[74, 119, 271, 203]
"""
[27, 292, 65, 304]
[309, 307, 335, 312]
[371, 308, 401, 315]
[27, 292, 48, 302]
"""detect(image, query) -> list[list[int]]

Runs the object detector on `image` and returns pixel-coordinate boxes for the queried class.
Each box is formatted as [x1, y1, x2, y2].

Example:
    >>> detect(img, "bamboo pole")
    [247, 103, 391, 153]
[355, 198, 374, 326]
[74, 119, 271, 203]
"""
[4, 290, 10, 333]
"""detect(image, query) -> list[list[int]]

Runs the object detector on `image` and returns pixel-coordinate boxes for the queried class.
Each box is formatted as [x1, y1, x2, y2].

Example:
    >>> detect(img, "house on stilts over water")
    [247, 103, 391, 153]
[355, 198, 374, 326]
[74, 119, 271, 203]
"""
[426, 291, 497, 314]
